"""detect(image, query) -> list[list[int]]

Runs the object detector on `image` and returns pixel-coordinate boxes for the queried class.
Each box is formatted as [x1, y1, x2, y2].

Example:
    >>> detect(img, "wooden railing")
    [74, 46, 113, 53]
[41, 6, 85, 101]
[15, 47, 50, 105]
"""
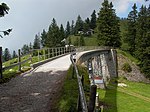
[0, 46, 75, 79]
[70, 53, 88, 112]
[70, 51, 98, 112]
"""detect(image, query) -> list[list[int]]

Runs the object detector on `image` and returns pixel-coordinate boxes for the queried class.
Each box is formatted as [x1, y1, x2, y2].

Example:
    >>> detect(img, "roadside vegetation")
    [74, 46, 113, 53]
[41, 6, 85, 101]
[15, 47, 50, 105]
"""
[98, 78, 150, 112]
[57, 65, 90, 111]
[1, 54, 35, 83]
[0, 50, 52, 83]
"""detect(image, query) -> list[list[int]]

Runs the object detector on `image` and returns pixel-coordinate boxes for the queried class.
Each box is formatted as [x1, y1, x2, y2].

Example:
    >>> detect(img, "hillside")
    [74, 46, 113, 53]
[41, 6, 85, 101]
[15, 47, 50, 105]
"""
[117, 50, 150, 83]
[69, 35, 98, 46]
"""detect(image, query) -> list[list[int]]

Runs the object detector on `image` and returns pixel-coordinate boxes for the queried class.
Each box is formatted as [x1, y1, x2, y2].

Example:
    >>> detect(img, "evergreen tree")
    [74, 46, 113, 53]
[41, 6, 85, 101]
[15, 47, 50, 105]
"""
[0, 3, 12, 38]
[3, 48, 11, 61]
[75, 15, 84, 34]
[83, 18, 90, 34]
[46, 18, 60, 47]
[97, 0, 121, 47]
[68, 36, 71, 46]
[70, 20, 75, 35]
[29, 42, 32, 50]
[21, 44, 29, 54]
[65, 21, 71, 38]
[41, 29, 47, 47]
[59, 24, 65, 46]
[135, 5, 150, 77]
[33, 34, 41, 49]
[90, 10, 97, 29]
[80, 35, 85, 46]
[12, 50, 17, 58]
[125, 3, 138, 54]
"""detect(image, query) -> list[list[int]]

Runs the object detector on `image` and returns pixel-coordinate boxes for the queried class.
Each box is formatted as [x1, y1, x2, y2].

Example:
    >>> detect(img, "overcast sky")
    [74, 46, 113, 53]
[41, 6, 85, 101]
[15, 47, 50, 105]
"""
[0, 0, 149, 52]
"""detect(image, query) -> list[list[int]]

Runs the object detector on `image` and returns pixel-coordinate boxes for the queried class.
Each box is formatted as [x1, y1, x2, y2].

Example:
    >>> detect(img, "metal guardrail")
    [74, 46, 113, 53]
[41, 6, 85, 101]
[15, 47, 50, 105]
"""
[70, 53, 88, 112]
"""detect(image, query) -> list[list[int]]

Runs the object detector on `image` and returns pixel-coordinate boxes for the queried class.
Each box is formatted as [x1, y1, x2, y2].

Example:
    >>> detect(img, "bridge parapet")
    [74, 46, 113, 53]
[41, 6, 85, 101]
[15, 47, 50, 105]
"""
[76, 46, 112, 52]
[76, 48, 118, 85]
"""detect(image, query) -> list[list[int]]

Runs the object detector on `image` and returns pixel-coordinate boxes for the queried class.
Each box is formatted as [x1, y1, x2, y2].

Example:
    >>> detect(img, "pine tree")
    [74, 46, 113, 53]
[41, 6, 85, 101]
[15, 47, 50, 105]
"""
[75, 15, 84, 34]
[12, 50, 17, 58]
[83, 18, 90, 34]
[29, 42, 32, 50]
[3, 48, 11, 61]
[90, 10, 97, 29]
[65, 21, 71, 38]
[41, 29, 47, 47]
[46, 18, 60, 47]
[0, 3, 12, 38]
[97, 0, 121, 47]
[33, 34, 41, 49]
[21, 44, 29, 54]
[68, 36, 71, 46]
[125, 3, 138, 54]
[135, 5, 150, 77]
[59, 24, 65, 46]
[70, 20, 75, 35]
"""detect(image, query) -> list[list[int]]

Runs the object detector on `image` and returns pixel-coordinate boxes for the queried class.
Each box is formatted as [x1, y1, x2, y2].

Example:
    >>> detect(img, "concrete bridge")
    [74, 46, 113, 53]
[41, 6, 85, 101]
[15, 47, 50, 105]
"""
[0, 46, 118, 111]
[76, 47, 118, 87]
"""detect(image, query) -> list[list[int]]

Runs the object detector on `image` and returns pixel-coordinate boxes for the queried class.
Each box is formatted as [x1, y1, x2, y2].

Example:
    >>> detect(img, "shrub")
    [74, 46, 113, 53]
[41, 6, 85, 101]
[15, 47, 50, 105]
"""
[121, 63, 132, 73]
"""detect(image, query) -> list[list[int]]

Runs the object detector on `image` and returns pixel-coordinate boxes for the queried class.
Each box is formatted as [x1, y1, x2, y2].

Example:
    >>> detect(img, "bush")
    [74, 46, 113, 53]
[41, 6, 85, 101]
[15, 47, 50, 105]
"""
[121, 63, 132, 73]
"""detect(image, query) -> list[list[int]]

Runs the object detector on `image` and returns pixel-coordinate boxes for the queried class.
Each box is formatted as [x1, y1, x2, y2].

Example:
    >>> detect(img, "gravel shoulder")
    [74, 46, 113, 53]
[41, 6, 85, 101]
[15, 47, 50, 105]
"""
[0, 55, 71, 112]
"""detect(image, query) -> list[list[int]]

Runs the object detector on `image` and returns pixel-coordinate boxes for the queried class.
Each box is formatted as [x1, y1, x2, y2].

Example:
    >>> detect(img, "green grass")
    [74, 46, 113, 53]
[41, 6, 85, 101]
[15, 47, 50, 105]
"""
[117, 49, 140, 65]
[57, 65, 78, 112]
[57, 65, 90, 112]
[69, 34, 98, 46]
[97, 78, 150, 112]
[0, 53, 46, 83]
[117, 79, 150, 98]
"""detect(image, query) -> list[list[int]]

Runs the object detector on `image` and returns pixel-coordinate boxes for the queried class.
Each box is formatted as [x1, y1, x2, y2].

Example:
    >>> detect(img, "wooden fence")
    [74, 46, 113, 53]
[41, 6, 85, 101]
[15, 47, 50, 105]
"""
[70, 53, 97, 112]
[0, 46, 75, 79]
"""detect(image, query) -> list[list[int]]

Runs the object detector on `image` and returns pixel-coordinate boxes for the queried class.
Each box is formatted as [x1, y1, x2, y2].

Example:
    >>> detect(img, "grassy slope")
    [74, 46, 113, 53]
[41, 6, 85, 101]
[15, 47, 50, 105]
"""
[69, 35, 150, 111]
[98, 79, 150, 112]
[57, 65, 90, 112]
[0, 54, 41, 83]
[69, 34, 98, 46]
[117, 49, 140, 65]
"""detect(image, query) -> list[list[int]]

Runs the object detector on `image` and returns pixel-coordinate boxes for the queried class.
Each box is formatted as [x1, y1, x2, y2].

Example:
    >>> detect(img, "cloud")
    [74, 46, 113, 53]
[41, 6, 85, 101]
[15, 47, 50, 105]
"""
[0, 0, 149, 52]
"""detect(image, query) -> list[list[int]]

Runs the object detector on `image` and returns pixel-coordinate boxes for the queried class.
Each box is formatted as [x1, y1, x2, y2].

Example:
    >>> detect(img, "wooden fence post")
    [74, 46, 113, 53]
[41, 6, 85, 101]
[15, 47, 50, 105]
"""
[77, 75, 84, 111]
[88, 85, 97, 112]
[55, 48, 57, 56]
[77, 94, 82, 111]
[58, 47, 60, 56]
[81, 75, 84, 87]
[43, 49, 46, 60]
[30, 50, 32, 63]
[63, 47, 65, 54]
[72, 66, 74, 79]
[38, 50, 40, 62]
[18, 49, 21, 71]
[48, 48, 50, 58]
[0, 47, 3, 79]
[52, 48, 54, 57]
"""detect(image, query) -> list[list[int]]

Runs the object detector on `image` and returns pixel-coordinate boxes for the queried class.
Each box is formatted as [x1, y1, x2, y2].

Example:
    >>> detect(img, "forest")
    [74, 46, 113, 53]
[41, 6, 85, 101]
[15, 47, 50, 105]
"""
[1, 0, 150, 78]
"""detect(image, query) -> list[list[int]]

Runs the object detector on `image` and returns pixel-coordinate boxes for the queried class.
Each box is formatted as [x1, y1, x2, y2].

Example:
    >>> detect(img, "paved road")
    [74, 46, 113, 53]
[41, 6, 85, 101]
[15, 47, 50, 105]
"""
[0, 55, 71, 112]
